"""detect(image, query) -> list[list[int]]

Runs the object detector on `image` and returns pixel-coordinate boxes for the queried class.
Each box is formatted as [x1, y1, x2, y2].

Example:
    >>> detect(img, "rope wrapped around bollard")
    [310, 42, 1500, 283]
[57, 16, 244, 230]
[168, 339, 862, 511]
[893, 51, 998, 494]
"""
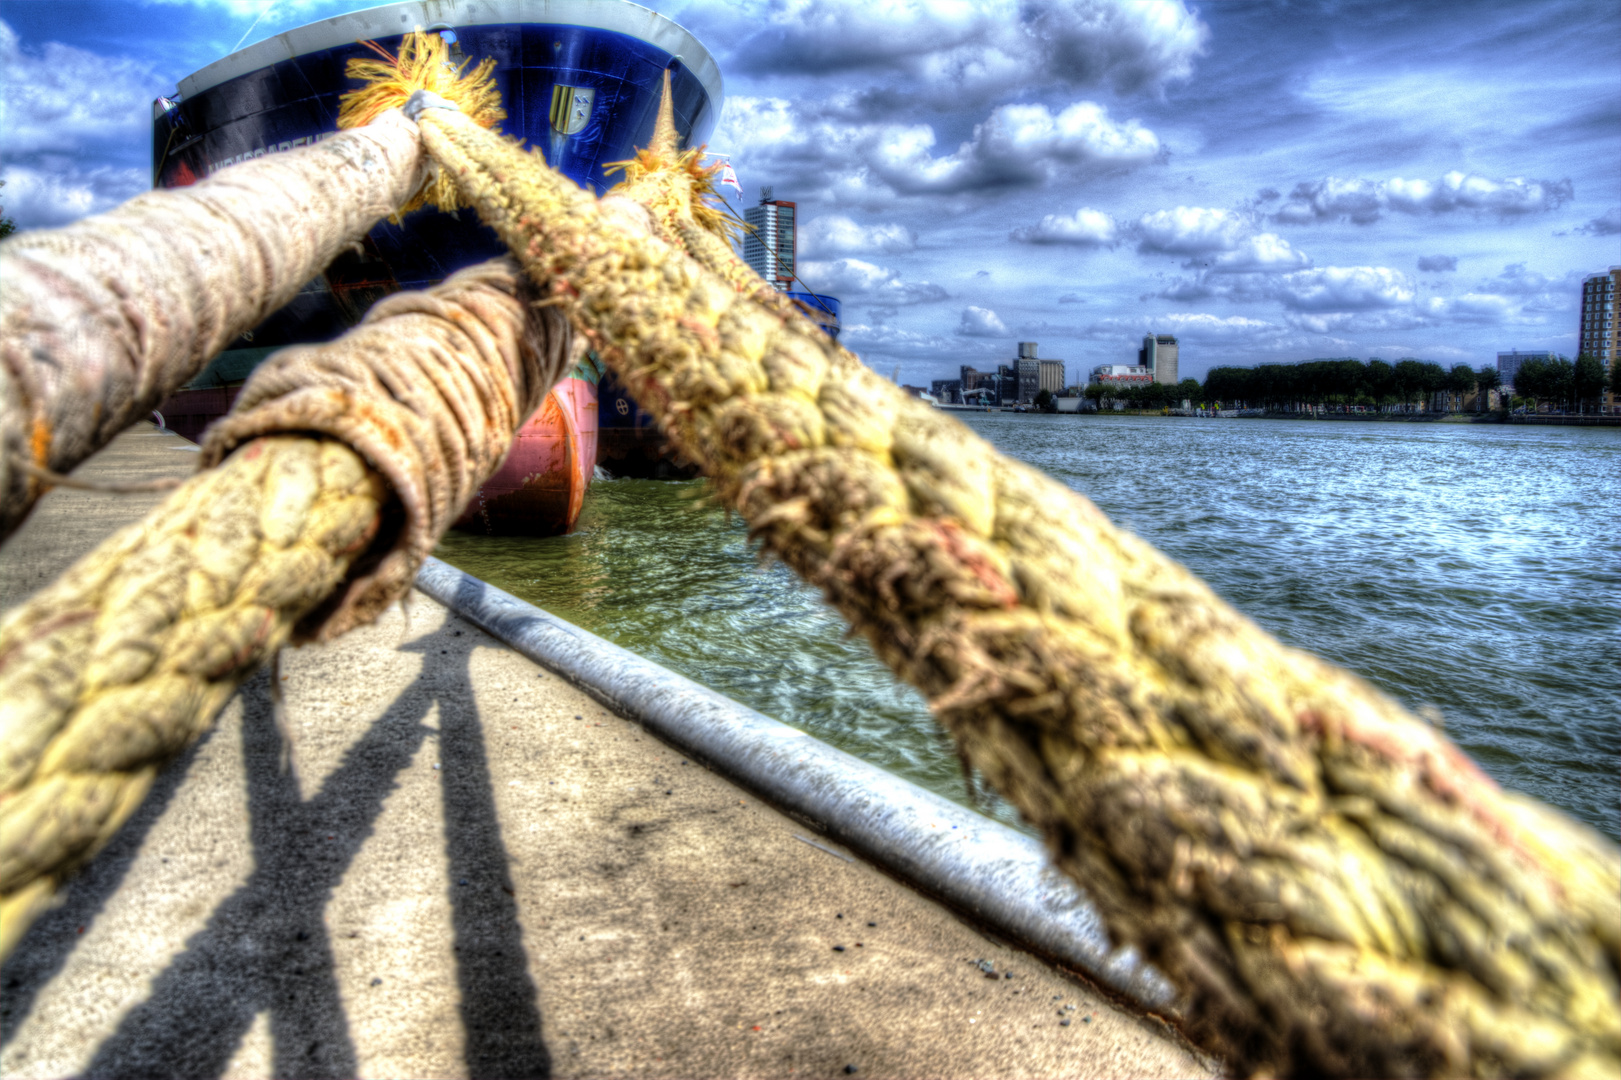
[0, 259, 570, 957]
[340, 54, 1619, 1078]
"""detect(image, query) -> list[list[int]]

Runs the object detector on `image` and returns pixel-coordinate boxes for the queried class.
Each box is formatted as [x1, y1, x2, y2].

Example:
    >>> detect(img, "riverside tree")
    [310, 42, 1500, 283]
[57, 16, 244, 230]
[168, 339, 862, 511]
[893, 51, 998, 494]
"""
[1445, 364, 1477, 409]
[1513, 356, 1576, 411]
[1476, 364, 1502, 409]
[1573, 354, 1606, 413]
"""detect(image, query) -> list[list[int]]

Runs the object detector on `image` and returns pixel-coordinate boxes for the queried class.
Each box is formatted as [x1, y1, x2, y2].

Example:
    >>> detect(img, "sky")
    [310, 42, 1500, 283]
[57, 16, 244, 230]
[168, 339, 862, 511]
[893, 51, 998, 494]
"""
[2, 0, 1618, 384]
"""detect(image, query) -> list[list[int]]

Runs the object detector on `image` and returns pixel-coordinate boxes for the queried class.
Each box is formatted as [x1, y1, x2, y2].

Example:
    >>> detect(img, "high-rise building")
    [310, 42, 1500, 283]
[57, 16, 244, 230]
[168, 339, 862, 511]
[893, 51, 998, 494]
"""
[1578, 267, 1617, 361]
[1139, 334, 1179, 385]
[1578, 267, 1618, 414]
[1497, 349, 1555, 392]
[743, 190, 797, 291]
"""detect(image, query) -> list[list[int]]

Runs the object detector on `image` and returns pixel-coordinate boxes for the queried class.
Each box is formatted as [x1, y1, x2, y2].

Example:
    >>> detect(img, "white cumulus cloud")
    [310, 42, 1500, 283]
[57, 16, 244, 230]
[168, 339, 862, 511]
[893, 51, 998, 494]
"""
[0, 21, 160, 156]
[1275, 172, 1573, 225]
[715, 0, 1207, 101]
[0, 163, 146, 229]
[1011, 206, 1118, 245]
[1207, 233, 1312, 273]
[716, 95, 1158, 201]
[799, 214, 917, 258]
[1272, 266, 1416, 312]
[797, 257, 949, 305]
[1419, 293, 1516, 323]
[957, 306, 1009, 337]
[869, 100, 1159, 194]
[1133, 206, 1249, 254]
[0, 20, 164, 228]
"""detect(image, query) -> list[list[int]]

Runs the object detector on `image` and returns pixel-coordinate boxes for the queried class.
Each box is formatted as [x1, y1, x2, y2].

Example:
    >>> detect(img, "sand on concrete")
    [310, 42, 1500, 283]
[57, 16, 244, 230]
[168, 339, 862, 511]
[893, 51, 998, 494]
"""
[0, 425, 1219, 1079]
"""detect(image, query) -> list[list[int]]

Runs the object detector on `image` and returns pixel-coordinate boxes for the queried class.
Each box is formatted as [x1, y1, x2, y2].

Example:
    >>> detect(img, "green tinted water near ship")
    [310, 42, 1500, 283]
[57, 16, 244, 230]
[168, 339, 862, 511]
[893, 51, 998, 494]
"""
[434, 414, 1620, 841]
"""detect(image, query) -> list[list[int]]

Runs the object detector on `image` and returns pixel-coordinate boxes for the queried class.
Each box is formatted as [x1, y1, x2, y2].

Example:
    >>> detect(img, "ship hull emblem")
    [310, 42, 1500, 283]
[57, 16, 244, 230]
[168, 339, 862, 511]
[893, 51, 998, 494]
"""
[550, 85, 596, 136]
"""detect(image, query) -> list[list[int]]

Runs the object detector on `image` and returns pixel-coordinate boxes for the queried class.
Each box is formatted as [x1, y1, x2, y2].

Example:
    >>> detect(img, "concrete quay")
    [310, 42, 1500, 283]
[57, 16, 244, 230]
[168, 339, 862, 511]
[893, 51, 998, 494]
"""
[0, 425, 1219, 1079]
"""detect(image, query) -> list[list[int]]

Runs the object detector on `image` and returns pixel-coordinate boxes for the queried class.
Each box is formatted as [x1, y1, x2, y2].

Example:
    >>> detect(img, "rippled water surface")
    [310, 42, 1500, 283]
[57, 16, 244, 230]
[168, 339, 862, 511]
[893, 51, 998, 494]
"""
[435, 415, 1620, 840]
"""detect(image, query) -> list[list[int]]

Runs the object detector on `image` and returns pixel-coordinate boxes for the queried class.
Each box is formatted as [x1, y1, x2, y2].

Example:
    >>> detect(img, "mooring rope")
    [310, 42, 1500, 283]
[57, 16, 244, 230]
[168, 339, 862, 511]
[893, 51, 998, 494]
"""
[0, 111, 427, 542]
[0, 32, 1611, 1077]
[0, 258, 569, 958]
[353, 53, 1618, 1078]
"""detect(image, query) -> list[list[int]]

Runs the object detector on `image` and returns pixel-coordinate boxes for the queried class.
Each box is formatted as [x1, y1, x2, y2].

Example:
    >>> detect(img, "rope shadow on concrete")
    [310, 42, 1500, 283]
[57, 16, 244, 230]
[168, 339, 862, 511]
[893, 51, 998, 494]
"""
[72, 623, 550, 1078]
[0, 730, 215, 1049]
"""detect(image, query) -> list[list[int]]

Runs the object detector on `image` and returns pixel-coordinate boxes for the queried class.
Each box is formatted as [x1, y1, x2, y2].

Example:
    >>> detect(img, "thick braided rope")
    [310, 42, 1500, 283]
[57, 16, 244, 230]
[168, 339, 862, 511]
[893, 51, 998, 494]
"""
[200, 258, 568, 641]
[0, 436, 385, 958]
[0, 110, 425, 542]
[0, 260, 565, 959]
[415, 109, 1621, 1078]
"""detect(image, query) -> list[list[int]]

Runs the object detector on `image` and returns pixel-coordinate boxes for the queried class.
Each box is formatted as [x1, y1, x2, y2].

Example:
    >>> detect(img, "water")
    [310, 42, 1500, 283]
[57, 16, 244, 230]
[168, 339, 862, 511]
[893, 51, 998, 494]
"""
[435, 415, 1621, 841]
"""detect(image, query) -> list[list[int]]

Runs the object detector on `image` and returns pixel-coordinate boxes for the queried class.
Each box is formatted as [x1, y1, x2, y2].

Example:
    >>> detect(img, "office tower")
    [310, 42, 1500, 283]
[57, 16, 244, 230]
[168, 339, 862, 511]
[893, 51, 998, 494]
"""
[1139, 334, 1180, 385]
[743, 190, 797, 291]
[1580, 267, 1619, 414]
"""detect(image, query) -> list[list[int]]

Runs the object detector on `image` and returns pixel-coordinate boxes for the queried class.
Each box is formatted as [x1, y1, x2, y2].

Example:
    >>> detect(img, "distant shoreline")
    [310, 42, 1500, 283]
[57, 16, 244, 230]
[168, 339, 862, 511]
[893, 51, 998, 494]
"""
[996, 408, 1621, 427]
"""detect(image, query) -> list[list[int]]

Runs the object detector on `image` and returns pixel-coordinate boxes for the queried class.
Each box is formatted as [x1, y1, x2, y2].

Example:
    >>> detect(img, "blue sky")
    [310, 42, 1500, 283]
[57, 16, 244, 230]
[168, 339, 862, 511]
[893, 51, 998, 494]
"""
[2, 0, 1617, 383]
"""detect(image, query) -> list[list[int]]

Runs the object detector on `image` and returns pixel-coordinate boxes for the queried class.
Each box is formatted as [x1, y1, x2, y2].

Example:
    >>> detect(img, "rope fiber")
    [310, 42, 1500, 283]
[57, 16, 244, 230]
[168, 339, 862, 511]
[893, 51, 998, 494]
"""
[0, 258, 569, 956]
[0, 111, 426, 542]
[0, 34, 1612, 1077]
[396, 81, 1620, 1079]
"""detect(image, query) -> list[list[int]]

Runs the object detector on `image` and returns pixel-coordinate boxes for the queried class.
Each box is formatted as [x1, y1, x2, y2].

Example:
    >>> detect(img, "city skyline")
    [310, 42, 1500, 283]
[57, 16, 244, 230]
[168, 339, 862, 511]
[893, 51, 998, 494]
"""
[2, 1, 1617, 384]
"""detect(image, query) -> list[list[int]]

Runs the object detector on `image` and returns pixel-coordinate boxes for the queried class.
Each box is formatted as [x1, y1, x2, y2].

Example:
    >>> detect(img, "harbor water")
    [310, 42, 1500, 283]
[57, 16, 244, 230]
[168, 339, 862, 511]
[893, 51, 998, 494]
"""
[434, 413, 1620, 842]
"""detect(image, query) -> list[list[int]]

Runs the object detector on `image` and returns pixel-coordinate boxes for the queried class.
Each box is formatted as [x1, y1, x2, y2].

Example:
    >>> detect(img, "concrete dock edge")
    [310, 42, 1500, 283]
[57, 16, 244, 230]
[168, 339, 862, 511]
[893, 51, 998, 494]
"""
[415, 557, 1176, 1012]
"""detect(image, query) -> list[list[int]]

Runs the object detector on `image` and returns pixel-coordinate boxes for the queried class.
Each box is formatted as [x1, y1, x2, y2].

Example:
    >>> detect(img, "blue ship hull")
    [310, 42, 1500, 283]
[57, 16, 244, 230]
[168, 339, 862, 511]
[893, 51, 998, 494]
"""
[154, 0, 721, 354]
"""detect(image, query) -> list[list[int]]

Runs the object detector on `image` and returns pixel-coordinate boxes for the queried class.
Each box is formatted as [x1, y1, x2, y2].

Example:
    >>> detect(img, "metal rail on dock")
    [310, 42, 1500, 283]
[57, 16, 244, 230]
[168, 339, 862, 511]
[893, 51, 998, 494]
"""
[416, 557, 1173, 1009]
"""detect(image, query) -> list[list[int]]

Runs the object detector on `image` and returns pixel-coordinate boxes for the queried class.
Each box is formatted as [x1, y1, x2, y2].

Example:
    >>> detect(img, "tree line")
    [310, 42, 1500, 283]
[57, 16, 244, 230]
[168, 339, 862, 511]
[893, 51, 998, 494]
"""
[1098, 355, 1620, 413]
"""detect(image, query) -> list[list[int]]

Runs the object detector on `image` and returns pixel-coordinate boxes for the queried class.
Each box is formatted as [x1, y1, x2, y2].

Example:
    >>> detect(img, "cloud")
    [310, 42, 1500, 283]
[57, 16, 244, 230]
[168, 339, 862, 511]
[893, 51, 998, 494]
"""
[716, 95, 1158, 201]
[957, 306, 1009, 337]
[1206, 233, 1312, 273]
[0, 163, 147, 228]
[1158, 264, 1422, 315]
[1272, 266, 1416, 312]
[1484, 262, 1560, 296]
[1133, 206, 1248, 254]
[717, 0, 1207, 100]
[1275, 171, 1573, 225]
[797, 257, 948, 305]
[1058, 293, 1086, 304]
[799, 214, 917, 257]
[1576, 207, 1621, 235]
[1011, 206, 1118, 245]
[870, 100, 1159, 194]
[0, 20, 165, 227]
[1417, 255, 1459, 272]
[1088, 312, 1285, 340]
[1419, 293, 1515, 324]
[0, 23, 158, 155]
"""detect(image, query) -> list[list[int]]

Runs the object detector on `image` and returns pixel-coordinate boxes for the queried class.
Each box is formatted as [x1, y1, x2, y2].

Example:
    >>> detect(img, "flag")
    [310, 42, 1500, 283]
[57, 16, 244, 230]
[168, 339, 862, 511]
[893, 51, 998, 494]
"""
[719, 162, 742, 194]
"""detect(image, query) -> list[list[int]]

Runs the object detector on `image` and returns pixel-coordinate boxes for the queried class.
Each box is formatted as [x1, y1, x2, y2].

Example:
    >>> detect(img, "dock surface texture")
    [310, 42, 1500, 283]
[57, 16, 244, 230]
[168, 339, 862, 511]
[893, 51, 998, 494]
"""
[0, 426, 1216, 1079]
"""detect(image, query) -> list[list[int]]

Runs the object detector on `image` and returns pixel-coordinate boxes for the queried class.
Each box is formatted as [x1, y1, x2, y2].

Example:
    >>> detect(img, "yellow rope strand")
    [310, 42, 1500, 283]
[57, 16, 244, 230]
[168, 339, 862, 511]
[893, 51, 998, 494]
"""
[0, 436, 386, 958]
[392, 95, 1620, 1078]
[0, 258, 568, 960]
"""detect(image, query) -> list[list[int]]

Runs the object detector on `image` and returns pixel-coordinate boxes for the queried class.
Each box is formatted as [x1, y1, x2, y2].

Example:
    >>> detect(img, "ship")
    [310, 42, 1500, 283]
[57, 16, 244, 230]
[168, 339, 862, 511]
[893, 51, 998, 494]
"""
[152, 0, 722, 534]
